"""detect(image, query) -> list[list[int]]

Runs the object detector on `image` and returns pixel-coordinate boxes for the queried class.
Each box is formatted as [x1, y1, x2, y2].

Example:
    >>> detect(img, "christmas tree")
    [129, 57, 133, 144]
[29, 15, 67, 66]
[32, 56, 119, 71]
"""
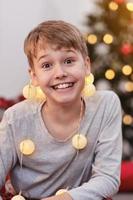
[85, 0, 133, 160]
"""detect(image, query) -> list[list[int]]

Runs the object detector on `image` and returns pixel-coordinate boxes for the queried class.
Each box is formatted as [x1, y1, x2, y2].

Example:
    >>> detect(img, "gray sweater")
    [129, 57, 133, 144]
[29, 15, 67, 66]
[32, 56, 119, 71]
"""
[0, 90, 122, 200]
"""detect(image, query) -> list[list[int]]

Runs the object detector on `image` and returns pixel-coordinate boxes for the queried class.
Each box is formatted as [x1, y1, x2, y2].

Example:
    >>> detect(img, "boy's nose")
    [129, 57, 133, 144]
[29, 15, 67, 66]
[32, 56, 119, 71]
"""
[54, 64, 67, 78]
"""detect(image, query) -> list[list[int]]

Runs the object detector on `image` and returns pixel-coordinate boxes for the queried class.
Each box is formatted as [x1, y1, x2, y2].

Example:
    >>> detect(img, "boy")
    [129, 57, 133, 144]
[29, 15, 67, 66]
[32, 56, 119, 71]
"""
[0, 20, 122, 200]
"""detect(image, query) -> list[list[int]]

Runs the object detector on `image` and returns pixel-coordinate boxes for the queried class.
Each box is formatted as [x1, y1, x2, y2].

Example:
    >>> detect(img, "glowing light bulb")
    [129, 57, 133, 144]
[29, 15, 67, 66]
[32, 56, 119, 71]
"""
[20, 139, 35, 155]
[109, 2, 118, 10]
[124, 81, 133, 92]
[122, 65, 132, 76]
[23, 84, 36, 99]
[36, 87, 46, 100]
[11, 195, 26, 200]
[105, 69, 115, 80]
[123, 114, 133, 125]
[87, 34, 97, 44]
[126, 2, 133, 11]
[72, 134, 87, 150]
[85, 73, 94, 84]
[56, 189, 68, 195]
[103, 34, 113, 44]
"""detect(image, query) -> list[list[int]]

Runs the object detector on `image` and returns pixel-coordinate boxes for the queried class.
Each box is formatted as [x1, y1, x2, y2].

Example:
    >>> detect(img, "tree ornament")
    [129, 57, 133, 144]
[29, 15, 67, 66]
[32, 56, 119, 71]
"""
[20, 139, 35, 155]
[72, 134, 87, 150]
[11, 195, 26, 200]
[120, 43, 133, 55]
[23, 82, 46, 101]
[82, 74, 96, 97]
[55, 189, 68, 195]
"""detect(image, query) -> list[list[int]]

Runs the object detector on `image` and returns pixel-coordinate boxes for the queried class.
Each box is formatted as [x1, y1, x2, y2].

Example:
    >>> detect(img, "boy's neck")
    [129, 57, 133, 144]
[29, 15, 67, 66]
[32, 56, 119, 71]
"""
[42, 97, 83, 124]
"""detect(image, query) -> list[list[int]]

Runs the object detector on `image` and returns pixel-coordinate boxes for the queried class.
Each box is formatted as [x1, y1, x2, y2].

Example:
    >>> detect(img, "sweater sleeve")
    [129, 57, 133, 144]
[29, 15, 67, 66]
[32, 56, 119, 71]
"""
[0, 112, 17, 197]
[68, 92, 122, 200]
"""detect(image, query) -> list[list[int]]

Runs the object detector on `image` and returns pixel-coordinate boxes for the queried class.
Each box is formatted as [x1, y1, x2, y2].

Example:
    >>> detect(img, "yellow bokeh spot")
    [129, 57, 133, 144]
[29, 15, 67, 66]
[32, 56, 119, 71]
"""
[103, 34, 113, 44]
[109, 1, 118, 11]
[122, 65, 132, 76]
[87, 34, 97, 44]
[123, 114, 133, 125]
[124, 81, 133, 92]
[105, 69, 115, 80]
[126, 2, 133, 11]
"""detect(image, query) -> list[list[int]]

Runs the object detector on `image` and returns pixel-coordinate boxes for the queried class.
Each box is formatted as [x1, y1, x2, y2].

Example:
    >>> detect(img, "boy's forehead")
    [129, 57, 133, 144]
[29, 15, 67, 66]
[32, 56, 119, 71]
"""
[37, 41, 74, 51]
[36, 42, 78, 56]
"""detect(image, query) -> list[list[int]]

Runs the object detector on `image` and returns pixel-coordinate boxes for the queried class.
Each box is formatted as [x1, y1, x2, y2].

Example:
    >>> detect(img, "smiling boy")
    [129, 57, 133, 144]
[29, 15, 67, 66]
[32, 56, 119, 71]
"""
[0, 20, 122, 200]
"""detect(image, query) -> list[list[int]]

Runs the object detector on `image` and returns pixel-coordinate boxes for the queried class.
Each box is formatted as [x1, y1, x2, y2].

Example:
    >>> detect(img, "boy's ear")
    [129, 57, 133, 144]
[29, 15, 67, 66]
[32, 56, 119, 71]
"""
[28, 68, 39, 87]
[85, 56, 91, 75]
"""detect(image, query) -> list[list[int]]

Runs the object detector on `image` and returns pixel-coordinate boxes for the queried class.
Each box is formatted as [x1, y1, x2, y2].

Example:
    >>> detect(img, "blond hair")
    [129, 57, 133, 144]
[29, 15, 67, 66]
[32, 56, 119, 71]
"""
[24, 20, 88, 68]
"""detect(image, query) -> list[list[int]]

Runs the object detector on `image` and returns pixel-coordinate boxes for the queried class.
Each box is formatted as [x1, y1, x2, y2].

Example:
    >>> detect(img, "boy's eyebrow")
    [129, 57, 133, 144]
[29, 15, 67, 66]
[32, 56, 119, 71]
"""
[37, 49, 77, 62]
[62, 49, 77, 53]
[38, 54, 49, 62]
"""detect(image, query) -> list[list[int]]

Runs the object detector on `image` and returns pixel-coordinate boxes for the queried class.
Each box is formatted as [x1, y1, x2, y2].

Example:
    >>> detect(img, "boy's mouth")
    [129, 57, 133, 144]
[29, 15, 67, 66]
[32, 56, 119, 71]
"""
[52, 82, 74, 90]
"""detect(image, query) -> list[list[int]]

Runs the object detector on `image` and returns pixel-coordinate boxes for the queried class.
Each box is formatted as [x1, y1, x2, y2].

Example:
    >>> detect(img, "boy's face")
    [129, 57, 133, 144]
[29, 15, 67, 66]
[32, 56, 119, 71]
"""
[29, 44, 90, 105]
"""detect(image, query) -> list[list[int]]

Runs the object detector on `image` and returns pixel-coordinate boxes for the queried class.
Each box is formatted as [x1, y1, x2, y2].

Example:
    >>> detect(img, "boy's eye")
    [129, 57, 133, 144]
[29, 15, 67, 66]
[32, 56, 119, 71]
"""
[64, 58, 74, 64]
[42, 63, 51, 69]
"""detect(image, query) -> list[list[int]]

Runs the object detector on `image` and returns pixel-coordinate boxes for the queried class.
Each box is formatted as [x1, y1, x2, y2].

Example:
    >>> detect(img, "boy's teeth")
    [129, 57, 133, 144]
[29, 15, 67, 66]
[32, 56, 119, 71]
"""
[54, 83, 73, 89]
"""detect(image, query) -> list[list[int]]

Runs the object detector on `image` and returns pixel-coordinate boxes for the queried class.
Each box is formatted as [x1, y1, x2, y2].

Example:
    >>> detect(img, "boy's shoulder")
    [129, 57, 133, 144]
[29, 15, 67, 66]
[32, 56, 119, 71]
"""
[4, 99, 41, 123]
[85, 90, 120, 107]
[94, 90, 119, 100]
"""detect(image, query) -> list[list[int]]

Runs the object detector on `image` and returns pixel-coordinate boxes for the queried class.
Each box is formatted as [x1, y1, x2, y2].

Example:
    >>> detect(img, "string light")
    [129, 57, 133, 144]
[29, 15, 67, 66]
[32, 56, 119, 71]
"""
[123, 114, 133, 125]
[109, 1, 118, 11]
[122, 65, 132, 76]
[103, 34, 113, 44]
[126, 2, 133, 11]
[124, 81, 133, 92]
[87, 34, 97, 44]
[105, 69, 115, 80]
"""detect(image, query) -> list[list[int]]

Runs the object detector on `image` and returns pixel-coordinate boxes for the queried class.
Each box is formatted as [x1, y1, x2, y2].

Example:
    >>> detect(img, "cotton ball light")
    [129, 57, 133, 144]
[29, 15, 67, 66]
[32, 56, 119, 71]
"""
[20, 139, 35, 155]
[11, 195, 26, 200]
[56, 189, 68, 195]
[72, 134, 87, 150]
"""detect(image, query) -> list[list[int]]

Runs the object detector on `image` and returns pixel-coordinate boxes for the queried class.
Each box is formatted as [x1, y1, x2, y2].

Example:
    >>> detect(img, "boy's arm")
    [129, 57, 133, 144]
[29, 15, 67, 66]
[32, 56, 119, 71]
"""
[41, 192, 73, 200]
[0, 113, 16, 197]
